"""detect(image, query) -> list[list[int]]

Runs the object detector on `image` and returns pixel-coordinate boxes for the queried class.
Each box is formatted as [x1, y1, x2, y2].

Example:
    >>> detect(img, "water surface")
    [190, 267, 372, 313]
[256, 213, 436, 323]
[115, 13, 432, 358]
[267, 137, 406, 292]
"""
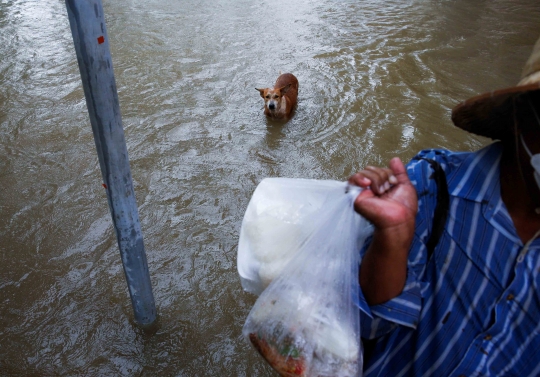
[1, 0, 539, 375]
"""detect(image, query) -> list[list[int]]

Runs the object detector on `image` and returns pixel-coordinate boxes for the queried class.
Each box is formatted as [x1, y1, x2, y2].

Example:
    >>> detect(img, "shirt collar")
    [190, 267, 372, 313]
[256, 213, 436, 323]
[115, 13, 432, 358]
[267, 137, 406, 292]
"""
[447, 142, 531, 245]
[448, 142, 502, 203]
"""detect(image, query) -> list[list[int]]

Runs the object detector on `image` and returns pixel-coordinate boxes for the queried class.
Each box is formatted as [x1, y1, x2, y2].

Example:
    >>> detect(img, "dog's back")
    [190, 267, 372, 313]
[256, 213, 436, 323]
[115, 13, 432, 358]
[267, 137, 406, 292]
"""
[274, 73, 299, 106]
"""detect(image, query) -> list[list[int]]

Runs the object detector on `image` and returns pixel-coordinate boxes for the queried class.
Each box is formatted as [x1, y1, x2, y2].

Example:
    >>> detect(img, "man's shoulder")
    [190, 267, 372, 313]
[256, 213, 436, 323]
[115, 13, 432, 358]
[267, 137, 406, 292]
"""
[406, 142, 502, 191]
[407, 142, 502, 197]
[407, 145, 490, 172]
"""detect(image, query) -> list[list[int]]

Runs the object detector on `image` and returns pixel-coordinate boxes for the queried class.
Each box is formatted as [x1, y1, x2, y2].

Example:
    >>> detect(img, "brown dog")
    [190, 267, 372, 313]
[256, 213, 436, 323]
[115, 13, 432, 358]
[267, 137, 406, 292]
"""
[256, 73, 299, 120]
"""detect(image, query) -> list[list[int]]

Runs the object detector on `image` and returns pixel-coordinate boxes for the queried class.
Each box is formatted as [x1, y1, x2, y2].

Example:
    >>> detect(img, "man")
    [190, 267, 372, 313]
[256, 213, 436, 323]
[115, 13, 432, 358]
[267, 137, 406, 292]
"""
[349, 37, 540, 376]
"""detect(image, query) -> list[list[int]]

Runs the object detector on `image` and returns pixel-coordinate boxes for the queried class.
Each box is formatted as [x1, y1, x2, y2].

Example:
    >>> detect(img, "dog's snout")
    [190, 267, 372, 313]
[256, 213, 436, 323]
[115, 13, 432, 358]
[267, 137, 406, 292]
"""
[268, 102, 276, 110]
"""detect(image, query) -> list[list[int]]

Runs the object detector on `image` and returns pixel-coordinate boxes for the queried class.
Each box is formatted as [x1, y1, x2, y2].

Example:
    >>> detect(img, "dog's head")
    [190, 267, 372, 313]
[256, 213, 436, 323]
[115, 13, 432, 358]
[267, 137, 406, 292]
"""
[256, 84, 292, 113]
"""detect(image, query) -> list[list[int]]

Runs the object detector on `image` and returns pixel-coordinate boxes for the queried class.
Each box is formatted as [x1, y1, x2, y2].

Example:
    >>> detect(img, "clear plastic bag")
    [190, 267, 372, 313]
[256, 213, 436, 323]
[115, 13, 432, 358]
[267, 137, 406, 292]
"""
[240, 178, 373, 376]
[237, 178, 347, 296]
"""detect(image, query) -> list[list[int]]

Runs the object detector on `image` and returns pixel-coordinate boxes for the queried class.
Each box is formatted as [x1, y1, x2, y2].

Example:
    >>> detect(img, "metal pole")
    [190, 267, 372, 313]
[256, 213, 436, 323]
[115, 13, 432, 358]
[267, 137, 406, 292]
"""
[65, 0, 157, 326]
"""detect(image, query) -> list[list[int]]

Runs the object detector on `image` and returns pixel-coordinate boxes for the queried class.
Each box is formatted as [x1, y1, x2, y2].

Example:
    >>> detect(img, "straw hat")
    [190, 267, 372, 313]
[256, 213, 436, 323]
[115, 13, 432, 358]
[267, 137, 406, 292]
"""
[452, 37, 540, 140]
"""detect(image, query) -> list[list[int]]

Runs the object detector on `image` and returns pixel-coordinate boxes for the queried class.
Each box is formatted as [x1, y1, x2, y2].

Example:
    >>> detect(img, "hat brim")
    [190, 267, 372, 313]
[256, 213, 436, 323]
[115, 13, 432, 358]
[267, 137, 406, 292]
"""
[451, 82, 540, 140]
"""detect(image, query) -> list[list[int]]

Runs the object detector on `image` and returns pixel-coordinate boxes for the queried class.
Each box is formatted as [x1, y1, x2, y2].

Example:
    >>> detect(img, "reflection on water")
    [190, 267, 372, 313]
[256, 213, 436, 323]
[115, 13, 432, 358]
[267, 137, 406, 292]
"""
[1, 0, 539, 375]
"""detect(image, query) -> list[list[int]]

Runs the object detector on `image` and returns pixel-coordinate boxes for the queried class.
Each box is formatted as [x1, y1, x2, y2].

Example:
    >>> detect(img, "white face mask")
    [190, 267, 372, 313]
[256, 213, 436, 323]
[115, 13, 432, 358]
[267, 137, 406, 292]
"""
[520, 134, 540, 191]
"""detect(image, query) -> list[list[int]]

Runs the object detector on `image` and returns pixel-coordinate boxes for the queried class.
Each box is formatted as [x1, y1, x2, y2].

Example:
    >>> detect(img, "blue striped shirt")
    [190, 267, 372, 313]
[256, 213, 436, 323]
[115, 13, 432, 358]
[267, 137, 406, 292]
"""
[358, 142, 540, 376]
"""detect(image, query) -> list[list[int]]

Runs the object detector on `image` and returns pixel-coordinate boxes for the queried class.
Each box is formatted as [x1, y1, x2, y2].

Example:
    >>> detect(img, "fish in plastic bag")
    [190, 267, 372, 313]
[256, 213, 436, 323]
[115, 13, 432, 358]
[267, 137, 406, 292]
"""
[241, 180, 372, 376]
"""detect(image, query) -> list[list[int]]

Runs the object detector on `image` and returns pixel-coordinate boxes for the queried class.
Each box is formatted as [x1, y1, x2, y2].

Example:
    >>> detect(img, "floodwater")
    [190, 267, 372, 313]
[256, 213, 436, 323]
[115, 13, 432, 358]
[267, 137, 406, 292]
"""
[1, 0, 539, 375]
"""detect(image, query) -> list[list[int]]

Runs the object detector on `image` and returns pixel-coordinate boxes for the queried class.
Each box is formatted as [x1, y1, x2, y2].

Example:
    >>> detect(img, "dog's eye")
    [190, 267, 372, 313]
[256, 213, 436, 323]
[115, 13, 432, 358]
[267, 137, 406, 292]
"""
[273, 95, 279, 99]
[265, 95, 270, 99]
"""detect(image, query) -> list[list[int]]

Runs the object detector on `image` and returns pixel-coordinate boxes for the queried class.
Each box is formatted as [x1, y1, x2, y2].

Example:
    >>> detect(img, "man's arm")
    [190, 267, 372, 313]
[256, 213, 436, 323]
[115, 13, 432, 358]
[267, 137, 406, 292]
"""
[348, 158, 418, 305]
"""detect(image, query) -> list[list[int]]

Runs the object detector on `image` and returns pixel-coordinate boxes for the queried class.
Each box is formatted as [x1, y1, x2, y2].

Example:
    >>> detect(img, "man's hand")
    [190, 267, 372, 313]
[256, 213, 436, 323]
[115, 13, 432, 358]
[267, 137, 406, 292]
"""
[349, 157, 417, 229]
[348, 157, 418, 305]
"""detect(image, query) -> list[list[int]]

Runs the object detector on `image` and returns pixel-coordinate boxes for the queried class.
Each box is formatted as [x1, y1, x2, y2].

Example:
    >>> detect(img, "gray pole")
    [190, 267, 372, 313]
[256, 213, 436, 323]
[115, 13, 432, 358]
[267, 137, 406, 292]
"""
[65, 0, 157, 326]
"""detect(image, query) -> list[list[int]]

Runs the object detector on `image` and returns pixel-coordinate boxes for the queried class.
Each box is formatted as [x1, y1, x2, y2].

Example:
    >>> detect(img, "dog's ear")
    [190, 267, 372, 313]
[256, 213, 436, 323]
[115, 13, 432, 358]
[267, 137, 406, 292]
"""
[256, 88, 266, 98]
[279, 83, 292, 94]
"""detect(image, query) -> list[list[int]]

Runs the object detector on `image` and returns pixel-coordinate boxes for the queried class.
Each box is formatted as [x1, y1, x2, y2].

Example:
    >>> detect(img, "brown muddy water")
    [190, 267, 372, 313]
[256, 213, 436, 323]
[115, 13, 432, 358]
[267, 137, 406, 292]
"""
[1, 0, 539, 375]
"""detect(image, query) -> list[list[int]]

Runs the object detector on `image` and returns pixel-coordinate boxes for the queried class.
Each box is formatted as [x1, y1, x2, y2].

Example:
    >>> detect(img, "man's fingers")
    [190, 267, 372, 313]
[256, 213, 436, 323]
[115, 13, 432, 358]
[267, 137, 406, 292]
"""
[349, 159, 407, 196]
[348, 173, 371, 188]
[353, 167, 394, 195]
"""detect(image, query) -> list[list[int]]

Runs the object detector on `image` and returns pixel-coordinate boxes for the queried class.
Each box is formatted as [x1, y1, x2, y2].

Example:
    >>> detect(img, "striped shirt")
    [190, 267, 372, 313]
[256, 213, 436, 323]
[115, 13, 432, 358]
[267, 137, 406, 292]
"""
[358, 142, 540, 376]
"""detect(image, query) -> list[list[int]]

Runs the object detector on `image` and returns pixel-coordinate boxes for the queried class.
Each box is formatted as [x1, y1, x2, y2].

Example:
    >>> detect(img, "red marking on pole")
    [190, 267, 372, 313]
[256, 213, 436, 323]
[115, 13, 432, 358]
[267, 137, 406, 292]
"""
[102, 183, 108, 189]
[97, 36, 105, 44]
